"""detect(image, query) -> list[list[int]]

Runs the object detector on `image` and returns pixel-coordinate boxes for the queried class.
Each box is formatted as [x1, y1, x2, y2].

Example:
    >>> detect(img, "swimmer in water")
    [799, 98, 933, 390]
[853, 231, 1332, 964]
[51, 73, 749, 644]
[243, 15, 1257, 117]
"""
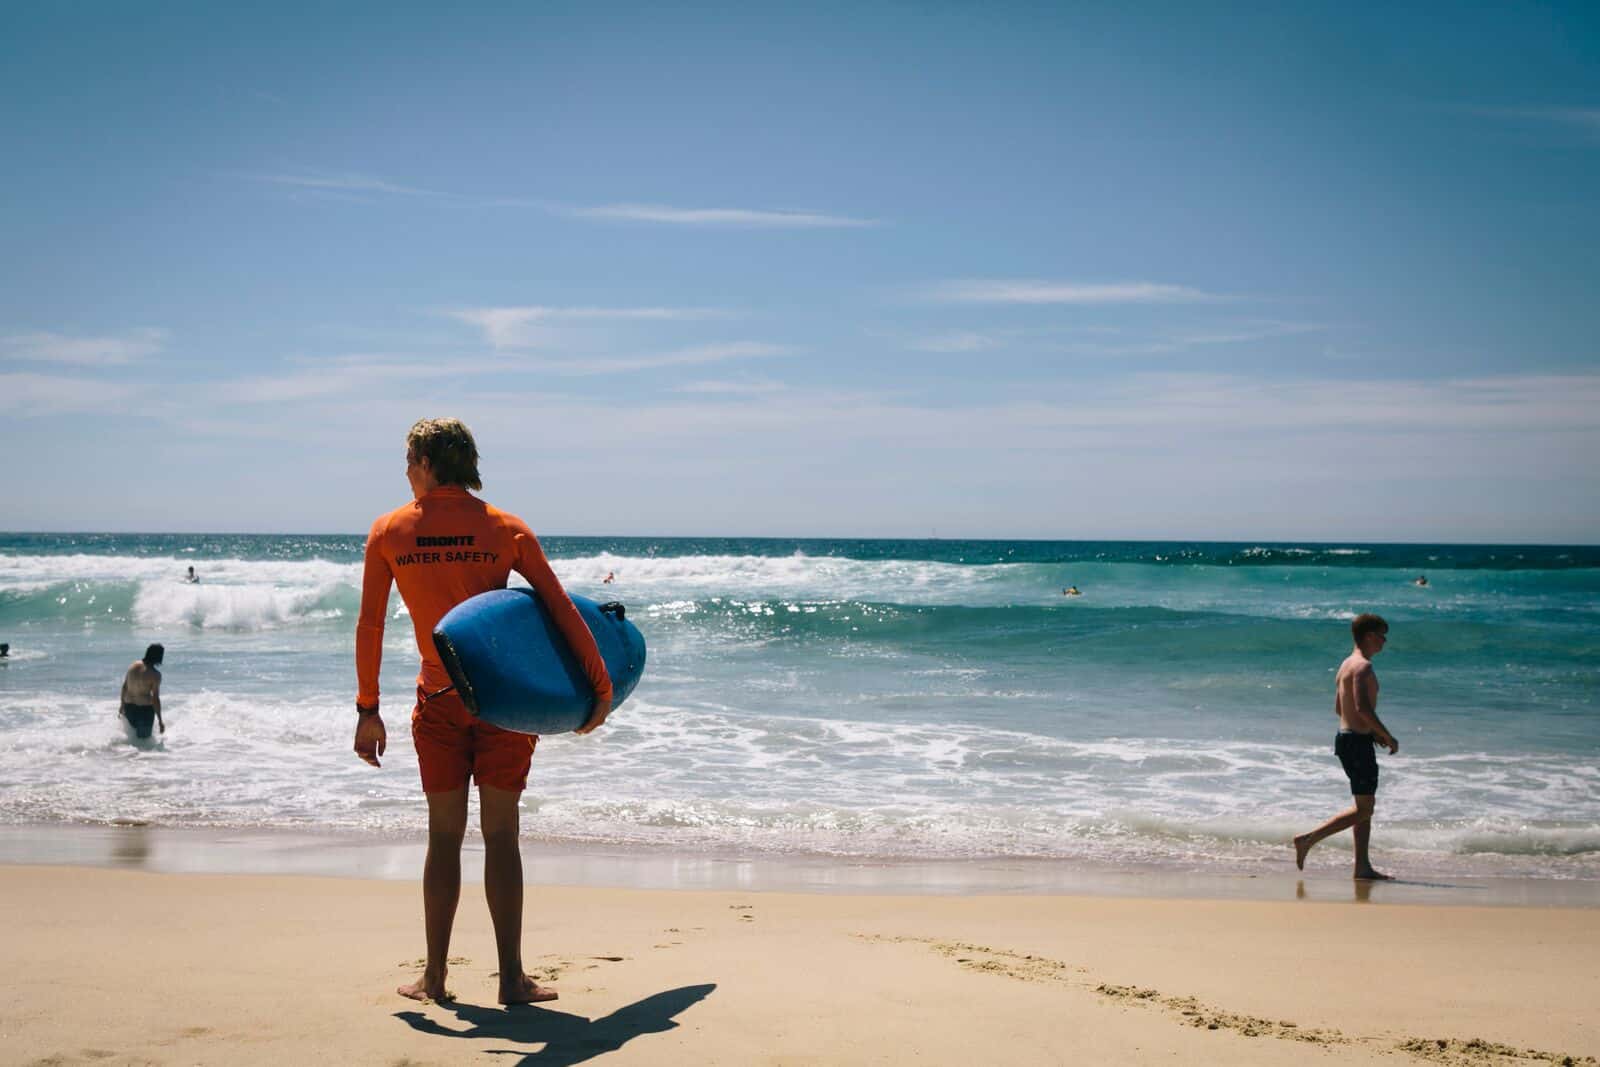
[0, 642, 9, 659]
[1414, 575, 1427, 587]
[120, 643, 165, 739]
[186, 566, 199, 584]
[603, 571, 615, 585]
[1063, 586, 1081, 596]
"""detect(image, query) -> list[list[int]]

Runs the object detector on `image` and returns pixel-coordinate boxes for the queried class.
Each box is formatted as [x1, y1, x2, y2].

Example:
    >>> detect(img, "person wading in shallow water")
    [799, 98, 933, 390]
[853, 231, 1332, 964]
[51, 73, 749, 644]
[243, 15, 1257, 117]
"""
[353, 417, 613, 1005]
[1293, 614, 1399, 880]
[120, 643, 165, 739]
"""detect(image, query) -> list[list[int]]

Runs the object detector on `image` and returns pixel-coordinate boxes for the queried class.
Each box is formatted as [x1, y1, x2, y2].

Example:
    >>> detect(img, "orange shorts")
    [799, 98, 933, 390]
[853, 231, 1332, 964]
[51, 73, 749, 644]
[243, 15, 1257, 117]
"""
[411, 687, 537, 794]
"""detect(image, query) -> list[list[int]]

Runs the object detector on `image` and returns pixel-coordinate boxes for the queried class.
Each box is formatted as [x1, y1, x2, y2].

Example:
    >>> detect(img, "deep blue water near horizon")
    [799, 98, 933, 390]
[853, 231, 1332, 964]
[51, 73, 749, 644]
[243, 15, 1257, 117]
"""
[2, 532, 1596, 881]
[6, 531, 1599, 568]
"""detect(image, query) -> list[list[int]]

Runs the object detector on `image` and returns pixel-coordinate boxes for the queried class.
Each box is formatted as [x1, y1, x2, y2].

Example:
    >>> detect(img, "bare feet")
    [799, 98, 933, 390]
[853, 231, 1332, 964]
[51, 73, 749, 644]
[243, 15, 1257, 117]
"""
[397, 971, 450, 1002]
[1293, 834, 1311, 870]
[499, 973, 559, 1005]
[1354, 868, 1392, 881]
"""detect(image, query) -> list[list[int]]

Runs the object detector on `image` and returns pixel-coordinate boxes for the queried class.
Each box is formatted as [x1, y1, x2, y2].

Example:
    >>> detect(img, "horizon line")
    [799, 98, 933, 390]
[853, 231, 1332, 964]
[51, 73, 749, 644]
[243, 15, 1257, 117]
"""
[1, 528, 1593, 549]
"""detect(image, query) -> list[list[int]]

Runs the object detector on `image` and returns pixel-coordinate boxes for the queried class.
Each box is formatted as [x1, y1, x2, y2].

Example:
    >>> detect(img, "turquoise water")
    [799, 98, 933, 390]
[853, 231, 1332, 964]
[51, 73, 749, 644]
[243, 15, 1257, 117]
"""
[1, 533, 1596, 880]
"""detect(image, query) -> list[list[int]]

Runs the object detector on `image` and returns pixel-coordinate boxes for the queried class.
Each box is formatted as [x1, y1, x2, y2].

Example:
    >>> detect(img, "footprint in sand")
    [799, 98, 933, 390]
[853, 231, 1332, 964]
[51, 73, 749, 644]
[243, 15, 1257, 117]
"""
[1397, 1037, 1597, 1066]
[861, 935, 1595, 1066]
[653, 926, 693, 946]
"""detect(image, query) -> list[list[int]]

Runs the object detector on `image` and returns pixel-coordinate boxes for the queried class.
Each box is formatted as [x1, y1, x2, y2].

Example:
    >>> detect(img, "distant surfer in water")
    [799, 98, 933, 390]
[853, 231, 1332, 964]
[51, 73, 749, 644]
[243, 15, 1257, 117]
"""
[186, 566, 198, 583]
[1414, 575, 1427, 587]
[1063, 586, 1081, 596]
[119, 643, 165, 739]
[354, 417, 613, 1005]
[1293, 614, 1398, 880]
[0, 642, 9, 658]
[603, 570, 615, 584]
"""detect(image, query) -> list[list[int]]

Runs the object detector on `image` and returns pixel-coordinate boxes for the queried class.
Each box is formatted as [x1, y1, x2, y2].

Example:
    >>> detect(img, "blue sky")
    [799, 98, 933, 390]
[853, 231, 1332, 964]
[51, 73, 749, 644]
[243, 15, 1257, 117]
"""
[3, 2, 1597, 541]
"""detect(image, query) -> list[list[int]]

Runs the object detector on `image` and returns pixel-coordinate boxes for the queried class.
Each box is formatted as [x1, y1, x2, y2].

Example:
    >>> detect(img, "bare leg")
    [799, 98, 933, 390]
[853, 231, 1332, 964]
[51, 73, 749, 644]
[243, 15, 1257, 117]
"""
[1351, 799, 1389, 880]
[1293, 796, 1388, 878]
[398, 787, 468, 1001]
[1294, 808, 1358, 868]
[480, 785, 557, 1005]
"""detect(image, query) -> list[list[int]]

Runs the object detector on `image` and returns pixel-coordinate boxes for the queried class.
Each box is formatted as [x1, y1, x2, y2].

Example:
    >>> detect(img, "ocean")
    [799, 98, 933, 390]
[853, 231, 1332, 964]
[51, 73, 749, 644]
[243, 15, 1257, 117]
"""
[1, 533, 1596, 883]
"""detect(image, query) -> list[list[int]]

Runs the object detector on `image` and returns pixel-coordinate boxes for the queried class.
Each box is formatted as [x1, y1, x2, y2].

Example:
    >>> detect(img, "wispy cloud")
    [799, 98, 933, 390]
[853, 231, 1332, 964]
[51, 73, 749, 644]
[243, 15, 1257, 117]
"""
[237, 171, 876, 228]
[1477, 107, 1600, 139]
[447, 306, 727, 349]
[212, 354, 502, 406]
[1, 328, 167, 365]
[1044, 319, 1324, 357]
[1166, 321, 1323, 346]
[0, 372, 145, 415]
[241, 170, 447, 198]
[906, 330, 1003, 353]
[566, 203, 877, 228]
[672, 378, 789, 394]
[887, 319, 1316, 359]
[520, 341, 792, 375]
[924, 280, 1219, 305]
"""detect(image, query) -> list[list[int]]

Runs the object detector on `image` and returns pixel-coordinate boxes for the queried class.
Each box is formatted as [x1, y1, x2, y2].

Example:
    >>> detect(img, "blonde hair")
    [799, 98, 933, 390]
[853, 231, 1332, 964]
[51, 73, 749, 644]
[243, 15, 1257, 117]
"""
[406, 418, 482, 489]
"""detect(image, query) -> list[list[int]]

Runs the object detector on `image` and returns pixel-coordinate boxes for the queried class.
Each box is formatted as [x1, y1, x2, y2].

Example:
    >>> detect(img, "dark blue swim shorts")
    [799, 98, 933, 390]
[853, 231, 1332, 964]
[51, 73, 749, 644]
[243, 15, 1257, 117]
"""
[1335, 730, 1379, 796]
[122, 702, 156, 739]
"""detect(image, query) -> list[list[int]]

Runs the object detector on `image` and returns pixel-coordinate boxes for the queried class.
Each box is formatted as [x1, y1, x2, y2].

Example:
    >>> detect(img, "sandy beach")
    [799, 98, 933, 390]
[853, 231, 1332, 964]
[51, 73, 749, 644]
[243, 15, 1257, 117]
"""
[5, 860, 1598, 1066]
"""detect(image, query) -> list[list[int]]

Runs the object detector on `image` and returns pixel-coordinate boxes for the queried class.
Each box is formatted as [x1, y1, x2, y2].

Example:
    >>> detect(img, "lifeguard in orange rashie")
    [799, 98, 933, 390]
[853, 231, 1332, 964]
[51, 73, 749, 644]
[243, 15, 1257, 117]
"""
[354, 417, 612, 1005]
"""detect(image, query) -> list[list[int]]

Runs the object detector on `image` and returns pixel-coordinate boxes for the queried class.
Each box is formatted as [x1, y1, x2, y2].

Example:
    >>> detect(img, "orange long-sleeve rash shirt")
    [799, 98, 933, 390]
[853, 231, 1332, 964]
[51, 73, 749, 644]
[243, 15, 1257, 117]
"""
[355, 485, 613, 711]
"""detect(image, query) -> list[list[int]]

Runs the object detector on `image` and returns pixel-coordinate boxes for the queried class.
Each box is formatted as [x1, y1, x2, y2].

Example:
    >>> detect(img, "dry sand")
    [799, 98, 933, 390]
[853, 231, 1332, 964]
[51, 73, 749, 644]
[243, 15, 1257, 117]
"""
[4, 864, 1598, 1066]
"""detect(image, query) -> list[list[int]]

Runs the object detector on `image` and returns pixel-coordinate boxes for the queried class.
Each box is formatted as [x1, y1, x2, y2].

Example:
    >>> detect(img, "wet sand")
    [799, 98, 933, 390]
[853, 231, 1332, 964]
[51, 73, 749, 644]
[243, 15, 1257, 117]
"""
[5, 861, 1598, 1065]
[6, 822, 1599, 907]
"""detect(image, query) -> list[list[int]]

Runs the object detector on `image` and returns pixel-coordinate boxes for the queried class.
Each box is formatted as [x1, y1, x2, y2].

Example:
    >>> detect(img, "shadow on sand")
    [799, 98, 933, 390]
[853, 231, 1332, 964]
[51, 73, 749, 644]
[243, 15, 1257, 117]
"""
[395, 983, 716, 1066]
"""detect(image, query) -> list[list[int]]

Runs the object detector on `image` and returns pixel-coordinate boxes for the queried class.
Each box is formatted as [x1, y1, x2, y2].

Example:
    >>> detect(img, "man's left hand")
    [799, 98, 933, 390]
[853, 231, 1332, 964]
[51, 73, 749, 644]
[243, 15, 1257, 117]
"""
[575, 697, 612, 736]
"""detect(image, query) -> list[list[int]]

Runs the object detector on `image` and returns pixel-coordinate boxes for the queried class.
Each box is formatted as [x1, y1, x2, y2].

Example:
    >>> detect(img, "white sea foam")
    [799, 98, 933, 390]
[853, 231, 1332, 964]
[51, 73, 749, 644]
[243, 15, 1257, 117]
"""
[1, 549, 1582, 631]
[132, 581, 347, 630]
[546, 551, 1016, 605]
[1, 684, 1594, 877]
[0, 552, 358, 588]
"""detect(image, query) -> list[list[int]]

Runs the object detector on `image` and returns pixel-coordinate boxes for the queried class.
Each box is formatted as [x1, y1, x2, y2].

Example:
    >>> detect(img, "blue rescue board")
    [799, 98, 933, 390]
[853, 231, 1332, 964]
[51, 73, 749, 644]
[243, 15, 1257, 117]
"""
[432, 589, 646, 735]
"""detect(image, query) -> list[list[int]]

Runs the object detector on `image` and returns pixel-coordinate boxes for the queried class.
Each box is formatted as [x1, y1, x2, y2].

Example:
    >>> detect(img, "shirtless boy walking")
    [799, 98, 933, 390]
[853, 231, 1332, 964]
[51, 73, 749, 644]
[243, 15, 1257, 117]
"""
[1293, 614, 1398, 880]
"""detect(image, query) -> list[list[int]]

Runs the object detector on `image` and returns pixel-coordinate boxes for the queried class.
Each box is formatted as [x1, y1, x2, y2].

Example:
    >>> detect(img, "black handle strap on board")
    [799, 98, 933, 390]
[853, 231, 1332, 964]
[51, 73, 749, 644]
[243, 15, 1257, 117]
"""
[598, 601, 627, 621]
[428, 628, 472, 711]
